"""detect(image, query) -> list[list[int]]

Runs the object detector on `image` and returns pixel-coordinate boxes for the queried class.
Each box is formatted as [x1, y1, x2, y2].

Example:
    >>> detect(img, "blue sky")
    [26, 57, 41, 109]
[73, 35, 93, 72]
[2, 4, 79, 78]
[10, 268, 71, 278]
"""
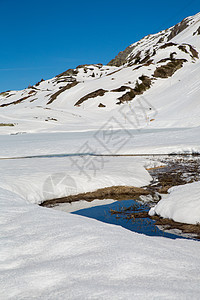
[0, 0, 199, 92]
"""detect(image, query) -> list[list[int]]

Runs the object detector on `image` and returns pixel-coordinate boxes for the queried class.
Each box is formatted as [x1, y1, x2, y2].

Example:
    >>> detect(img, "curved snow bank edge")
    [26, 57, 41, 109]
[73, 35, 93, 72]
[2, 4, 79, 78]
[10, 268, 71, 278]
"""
[149, 181, 200, 224]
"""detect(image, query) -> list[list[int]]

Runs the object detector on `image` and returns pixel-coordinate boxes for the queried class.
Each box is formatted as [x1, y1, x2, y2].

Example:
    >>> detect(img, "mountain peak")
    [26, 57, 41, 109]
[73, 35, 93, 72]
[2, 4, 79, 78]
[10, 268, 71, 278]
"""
[108, 12, 200, 67]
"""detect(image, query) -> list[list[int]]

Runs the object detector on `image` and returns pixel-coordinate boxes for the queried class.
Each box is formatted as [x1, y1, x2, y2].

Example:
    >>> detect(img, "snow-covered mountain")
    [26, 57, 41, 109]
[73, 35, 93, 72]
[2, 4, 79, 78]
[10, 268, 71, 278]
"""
[0, 12, 200, 134]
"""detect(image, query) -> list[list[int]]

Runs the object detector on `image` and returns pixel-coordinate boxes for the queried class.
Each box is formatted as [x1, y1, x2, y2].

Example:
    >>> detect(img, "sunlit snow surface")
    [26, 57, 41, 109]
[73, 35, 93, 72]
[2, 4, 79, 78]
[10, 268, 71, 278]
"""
[150, 181, 200, 224]
[0, 156, 151, 204]
[1, 187, 200, 299]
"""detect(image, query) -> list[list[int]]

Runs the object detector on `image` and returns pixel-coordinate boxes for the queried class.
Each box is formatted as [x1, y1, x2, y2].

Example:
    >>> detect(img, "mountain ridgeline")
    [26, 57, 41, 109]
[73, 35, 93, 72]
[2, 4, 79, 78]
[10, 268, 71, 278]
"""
[0, 12, 200, 133]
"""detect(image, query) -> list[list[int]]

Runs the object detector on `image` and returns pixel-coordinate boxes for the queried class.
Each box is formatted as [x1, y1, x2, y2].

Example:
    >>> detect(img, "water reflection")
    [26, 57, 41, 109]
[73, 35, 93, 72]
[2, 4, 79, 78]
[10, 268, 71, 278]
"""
[72, 200, 182, 239]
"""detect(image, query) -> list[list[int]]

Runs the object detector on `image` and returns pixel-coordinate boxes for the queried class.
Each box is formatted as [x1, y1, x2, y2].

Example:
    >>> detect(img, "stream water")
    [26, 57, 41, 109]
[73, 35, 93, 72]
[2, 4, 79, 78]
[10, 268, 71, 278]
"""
[69, 200, 185, 239]
[50, 155, 200, 240]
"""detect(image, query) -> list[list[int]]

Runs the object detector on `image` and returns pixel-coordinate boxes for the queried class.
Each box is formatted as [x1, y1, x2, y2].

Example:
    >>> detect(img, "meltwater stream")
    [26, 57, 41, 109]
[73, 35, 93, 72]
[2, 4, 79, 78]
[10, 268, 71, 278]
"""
[70, 199, 184, 239]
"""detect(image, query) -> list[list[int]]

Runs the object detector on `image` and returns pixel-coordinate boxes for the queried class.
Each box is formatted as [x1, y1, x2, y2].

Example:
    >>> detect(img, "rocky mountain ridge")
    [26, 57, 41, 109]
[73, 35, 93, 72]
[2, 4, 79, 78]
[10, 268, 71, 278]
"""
[0, 12, 200, 134]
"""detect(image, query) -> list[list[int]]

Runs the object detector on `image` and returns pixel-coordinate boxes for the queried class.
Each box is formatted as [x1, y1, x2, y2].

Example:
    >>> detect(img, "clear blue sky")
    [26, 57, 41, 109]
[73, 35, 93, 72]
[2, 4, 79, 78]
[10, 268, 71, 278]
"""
[0, 0, 199, 92]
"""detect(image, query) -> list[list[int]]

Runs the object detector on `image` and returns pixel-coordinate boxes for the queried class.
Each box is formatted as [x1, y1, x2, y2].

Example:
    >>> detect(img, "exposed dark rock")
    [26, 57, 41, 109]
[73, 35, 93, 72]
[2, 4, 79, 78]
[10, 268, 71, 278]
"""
[153, 59, 187, 78]
[0, 95, 31, 107]
[105, 69, 121, 77]
[167, 18, 189, 41]
[143, 59, 154, 66]
[193, 26, 200, 35]
[47, 81, 78, 105]
[46, 117, 57, 121]
[185, 44, 199, 59]
[117, 76, 152, 103]
[134, 76, 152, 94]
[74, 89, 107, 106]
[98, 103, 106, 107]
[178, 44, 189, 54]
[158, 36, 165, 43]
[131, 65, 142, 69]
[140, 54, 151, 64]
[117, 90, 135, 103]
[0, 123, 14, 126]
[111, 86, 130, 92]
[76, 64, 90, 69]
[56, 76, 77, 84]
[107, 16, 191, 68]
[28, 90, 36, 95]
[77, 64, 103, 69]
[170, 52, 177, 60]
[0, 91, 10, 97]
[35, 79, 44, 87]
[158, 58, 171, 64]
[159, 42, 177, 49]
[152, 49, 156, 56]
[131, 51, 142, 64]
[5, 93, 15, 98]
[56, 68, 78, 78]
[107, 45, 133, 67]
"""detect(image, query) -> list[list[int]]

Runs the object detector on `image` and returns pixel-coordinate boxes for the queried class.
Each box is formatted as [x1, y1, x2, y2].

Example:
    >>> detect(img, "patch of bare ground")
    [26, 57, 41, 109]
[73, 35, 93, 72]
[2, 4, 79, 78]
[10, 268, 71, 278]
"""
[159, 42, 178, 49]
[148, 157, 200, 194]
[0, 91, 10, 97]
[35, 79, 44, 86]
[152, 216, 200, 239]
[30, 98, 38, 103]
[186, 44, 199, 59]
[74, 89, 107, 106]
[0, 123, 15, 127]
[150, 172, 186, 194]
[105, 69, 121, 76]
[107, 45, 133, 67]
[178, 44, 189, 54]
[193, 26, 200, 36]
[110, 207, 200, 239]
[47, 81, 78, 104]
[111, 86, 130, 92]
[116, 75, 152, 104]
[56, 68, 78, 78]
[28, 90, 36, 95]
[98, 103, 106, 107]
[5, 93, 15, 98]
[167, 17, 189, 41]
[45, 117, 57, 122]
[0, 95, 31, 107]
[40, 186, 149, 207]
[153, 59, 187, 78]
[127, 51, 142, 65]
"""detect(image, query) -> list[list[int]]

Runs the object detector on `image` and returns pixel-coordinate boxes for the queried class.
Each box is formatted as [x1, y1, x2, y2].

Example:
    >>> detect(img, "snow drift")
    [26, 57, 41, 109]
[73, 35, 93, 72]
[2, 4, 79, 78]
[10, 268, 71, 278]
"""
[149, 181, 200, 224]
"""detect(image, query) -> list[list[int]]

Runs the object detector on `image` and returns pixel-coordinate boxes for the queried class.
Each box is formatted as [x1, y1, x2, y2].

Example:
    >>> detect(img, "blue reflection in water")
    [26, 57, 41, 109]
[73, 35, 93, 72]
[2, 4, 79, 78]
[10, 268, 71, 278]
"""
[71, 200, 183, 239]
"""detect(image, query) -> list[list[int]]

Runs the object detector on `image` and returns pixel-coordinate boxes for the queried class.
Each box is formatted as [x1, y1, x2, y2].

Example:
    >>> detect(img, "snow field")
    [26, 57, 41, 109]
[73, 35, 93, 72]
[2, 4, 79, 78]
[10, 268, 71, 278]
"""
[1, 187, 200, 299]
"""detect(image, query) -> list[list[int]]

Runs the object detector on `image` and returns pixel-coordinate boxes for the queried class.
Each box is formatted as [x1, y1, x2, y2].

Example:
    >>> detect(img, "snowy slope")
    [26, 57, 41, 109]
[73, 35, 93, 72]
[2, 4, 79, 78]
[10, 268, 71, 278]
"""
[0, 12, 200, 136]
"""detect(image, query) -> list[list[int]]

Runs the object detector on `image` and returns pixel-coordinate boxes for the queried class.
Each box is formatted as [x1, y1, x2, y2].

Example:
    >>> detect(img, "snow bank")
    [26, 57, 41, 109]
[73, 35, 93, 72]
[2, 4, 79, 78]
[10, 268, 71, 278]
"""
[149, 181, 200, 224]
[0, 156, 151, 204]
[1, 187, 200, 299]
